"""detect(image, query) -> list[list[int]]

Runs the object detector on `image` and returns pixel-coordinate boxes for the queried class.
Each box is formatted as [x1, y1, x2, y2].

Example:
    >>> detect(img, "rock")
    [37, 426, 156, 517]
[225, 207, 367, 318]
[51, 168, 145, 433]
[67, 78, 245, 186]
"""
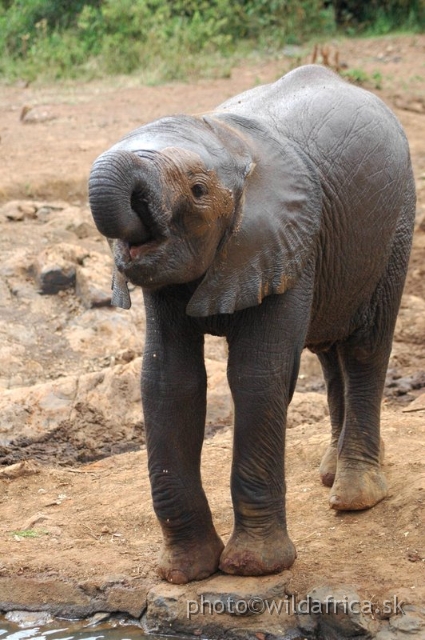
[415, 208, 425, 232]
[197, 573, 291, 616]
[84, 612, 111, 626]
[394, 295, 425, 345]
[288, 392, 328, 428]
[5, 610, 54, 628]
[386, 369, 425, 397]
[297, 585, 379, 638]
[20, 105, 57, 124]
[36, 260, 76, 294]
[0, 280, 12, 307]
[145, 583, 192, 635]
[202, 355, 328, 429]
[105, 584, 149, 618]
[0, 200, 69, 224]
[32, 242, 88, 294]
[403, 391, 425, 412]
[76, 252, 113, 308]
[298, 349, 324, 390]
[205, 357, 233, 425]
[393, 96, 425, 114]
[389, 605, 425, 633]
[0, 200, 38, 221]
[145, 574, 299, 639]
[1, 249, 34, 279]
[72, 221, 98, 239]
[35, 202, 67, 222]
[0, 359, 142, 445]
[1, 576, 149, 619]
[0, 376, 78, 440]
[0, 460, 40, 479]
[0, 577, 91, 617]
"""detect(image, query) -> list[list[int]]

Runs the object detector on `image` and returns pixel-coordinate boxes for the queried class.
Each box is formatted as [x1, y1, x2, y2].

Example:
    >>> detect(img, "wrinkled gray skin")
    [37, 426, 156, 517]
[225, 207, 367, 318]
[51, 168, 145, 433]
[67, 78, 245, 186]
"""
[89, 65, 415, 584]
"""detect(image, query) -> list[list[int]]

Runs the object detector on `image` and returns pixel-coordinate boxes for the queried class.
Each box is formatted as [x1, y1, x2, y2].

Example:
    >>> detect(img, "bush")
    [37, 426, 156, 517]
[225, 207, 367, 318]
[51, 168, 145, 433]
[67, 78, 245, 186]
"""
[0, 0, 336, 80]
[331, 0, 425, 32]
[0, 0, 423, 82]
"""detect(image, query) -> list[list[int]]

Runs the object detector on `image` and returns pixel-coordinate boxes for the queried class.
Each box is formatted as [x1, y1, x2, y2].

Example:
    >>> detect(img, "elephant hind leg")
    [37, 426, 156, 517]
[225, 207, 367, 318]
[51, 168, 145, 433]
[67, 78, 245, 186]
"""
[329, 208, 412, 511]
[317, 345, 345, 487]
[328, 329, 391, 511]
[318, 345, 385, 489]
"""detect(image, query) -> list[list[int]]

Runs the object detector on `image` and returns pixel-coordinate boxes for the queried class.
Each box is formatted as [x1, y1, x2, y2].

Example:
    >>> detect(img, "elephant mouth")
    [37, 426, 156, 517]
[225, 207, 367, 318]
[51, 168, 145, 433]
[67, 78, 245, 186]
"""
[117, 187, 170, 262]
[128, 236, 164, 259]
[114, 236, 167, 268]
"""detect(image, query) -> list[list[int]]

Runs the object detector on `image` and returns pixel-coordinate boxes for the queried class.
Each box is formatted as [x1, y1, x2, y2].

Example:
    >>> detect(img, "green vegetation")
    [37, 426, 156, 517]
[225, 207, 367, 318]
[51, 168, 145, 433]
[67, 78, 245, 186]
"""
[333, 1, 425, 34]
[341, 68, 383, 89]
[11, 529, 49, 538]
[0, 0, 424, 82]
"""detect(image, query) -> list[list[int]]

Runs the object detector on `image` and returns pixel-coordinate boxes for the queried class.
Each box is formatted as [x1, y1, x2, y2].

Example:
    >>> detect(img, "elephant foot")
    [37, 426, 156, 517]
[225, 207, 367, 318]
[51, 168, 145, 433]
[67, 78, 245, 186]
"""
[320, 438, 386, 488]
[329, 462, 387, 511]
[219, 527, 296, 576]
[319, 443, 338, 487]
[158, 530, 224, 584]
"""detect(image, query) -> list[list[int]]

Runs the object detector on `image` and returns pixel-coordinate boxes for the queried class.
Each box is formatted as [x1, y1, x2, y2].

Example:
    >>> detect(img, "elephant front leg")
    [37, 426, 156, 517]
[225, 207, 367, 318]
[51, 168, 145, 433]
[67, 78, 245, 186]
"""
[143, 316, 223, 584]
[219, 385, 297, 576]
[219, 297, 308, 576]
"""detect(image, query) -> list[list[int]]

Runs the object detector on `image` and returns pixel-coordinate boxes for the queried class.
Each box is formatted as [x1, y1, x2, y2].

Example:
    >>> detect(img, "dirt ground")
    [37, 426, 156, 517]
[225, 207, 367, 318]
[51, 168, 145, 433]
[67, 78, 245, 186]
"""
[1, 34, 425, 634]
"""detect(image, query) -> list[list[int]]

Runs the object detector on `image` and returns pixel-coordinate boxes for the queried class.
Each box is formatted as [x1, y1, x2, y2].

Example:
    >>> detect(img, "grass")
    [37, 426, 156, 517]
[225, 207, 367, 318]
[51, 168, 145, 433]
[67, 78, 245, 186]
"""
[0, 2, 423, 85]
[11, 529, 49, 539]
[0, 0, 336, 84]
[341, 68, 384, 89]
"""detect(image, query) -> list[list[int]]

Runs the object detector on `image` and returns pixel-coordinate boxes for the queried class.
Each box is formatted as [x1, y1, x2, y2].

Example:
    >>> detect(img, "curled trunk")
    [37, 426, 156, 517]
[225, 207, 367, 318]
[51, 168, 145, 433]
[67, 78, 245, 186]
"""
[88, 149, 156, 245]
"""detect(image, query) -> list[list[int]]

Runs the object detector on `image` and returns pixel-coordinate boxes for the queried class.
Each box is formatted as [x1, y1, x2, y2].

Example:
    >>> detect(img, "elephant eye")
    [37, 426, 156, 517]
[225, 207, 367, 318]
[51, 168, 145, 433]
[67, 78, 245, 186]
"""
[191, 183, 208, 198]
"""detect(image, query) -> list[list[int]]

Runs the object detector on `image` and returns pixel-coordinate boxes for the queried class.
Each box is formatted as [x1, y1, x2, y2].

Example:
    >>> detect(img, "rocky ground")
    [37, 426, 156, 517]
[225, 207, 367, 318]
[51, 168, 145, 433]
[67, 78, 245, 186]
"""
[1, 34, 425, 639]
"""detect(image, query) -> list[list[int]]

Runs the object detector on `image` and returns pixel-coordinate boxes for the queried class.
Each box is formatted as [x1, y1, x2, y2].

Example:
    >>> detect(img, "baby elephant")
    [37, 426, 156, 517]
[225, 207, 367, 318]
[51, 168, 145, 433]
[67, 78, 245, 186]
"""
[89, 65, 415, 584]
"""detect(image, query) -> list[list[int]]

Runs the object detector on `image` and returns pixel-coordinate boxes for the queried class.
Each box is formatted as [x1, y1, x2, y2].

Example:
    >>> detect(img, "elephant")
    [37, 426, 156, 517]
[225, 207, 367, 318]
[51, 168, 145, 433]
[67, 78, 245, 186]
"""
[88, 64, 415, 584]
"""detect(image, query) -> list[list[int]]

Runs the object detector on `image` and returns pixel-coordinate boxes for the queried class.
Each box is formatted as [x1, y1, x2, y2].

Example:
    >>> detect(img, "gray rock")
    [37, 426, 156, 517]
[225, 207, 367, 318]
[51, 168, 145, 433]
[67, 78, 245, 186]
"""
[389, 605, 425, 634]
[297, 585, 379, 638]
[72, 221, 98, 239]
[76, 252, 113, 308]
[197, 573, 291, 617]
[36, 261, 76, 294]
[5, 610, 54, 628]
[35, 202, 67, 222]
[84, 612, 111, 626]
[105, 584, 148, 619]
[32, 243, 88, 294]
[21, 105, 57, 124]
[0, 200, 38, 221]
[145, 574, 300, 639]
[0, 358, 142, 444]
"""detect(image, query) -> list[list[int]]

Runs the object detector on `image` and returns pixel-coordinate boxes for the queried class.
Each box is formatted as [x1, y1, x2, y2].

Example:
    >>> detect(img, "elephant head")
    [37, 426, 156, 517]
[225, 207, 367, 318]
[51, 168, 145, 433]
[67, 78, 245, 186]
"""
[89, 114, 322, 316]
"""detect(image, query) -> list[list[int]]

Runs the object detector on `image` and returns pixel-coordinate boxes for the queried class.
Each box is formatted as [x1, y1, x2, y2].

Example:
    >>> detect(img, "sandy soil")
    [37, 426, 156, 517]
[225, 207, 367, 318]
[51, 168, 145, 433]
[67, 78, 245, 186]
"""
[1, 33, 425, 634]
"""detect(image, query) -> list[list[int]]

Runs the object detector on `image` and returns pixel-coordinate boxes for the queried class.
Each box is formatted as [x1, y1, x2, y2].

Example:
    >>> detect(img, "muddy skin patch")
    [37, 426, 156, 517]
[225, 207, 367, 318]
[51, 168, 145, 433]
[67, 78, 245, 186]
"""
[157, 147, 234, 238]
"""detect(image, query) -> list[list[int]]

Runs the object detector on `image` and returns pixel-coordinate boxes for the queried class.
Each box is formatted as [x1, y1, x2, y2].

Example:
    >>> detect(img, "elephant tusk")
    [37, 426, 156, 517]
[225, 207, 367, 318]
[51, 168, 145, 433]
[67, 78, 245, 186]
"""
[106, 237, 132, 309]
[111, 266, 131, 310]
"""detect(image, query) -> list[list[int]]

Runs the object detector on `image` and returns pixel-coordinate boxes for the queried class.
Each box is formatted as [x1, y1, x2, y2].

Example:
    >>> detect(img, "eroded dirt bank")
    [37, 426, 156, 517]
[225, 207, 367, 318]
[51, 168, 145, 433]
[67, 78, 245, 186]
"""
[1, 35, 425, 639]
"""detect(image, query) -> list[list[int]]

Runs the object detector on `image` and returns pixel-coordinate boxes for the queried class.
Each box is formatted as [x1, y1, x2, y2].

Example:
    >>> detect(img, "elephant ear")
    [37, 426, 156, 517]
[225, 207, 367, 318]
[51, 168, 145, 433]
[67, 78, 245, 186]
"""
[186, 116, 322, 317]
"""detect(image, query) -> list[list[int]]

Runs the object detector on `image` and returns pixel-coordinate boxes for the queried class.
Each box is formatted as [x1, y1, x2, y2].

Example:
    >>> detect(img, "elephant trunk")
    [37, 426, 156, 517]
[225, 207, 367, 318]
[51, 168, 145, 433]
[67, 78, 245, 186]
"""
[88, 149, 157, 245]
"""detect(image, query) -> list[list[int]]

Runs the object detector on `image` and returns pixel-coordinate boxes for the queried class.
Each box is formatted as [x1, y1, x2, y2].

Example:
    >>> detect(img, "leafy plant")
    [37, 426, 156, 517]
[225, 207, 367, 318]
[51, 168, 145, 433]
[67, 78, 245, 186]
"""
[341, 68, 384, 89]
[0, 0, 423, 82]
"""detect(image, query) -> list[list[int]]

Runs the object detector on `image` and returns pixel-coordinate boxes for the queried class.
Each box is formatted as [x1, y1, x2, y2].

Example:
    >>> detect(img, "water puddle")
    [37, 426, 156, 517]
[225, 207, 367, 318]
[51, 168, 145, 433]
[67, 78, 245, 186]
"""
[0, 616, 177, 640]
